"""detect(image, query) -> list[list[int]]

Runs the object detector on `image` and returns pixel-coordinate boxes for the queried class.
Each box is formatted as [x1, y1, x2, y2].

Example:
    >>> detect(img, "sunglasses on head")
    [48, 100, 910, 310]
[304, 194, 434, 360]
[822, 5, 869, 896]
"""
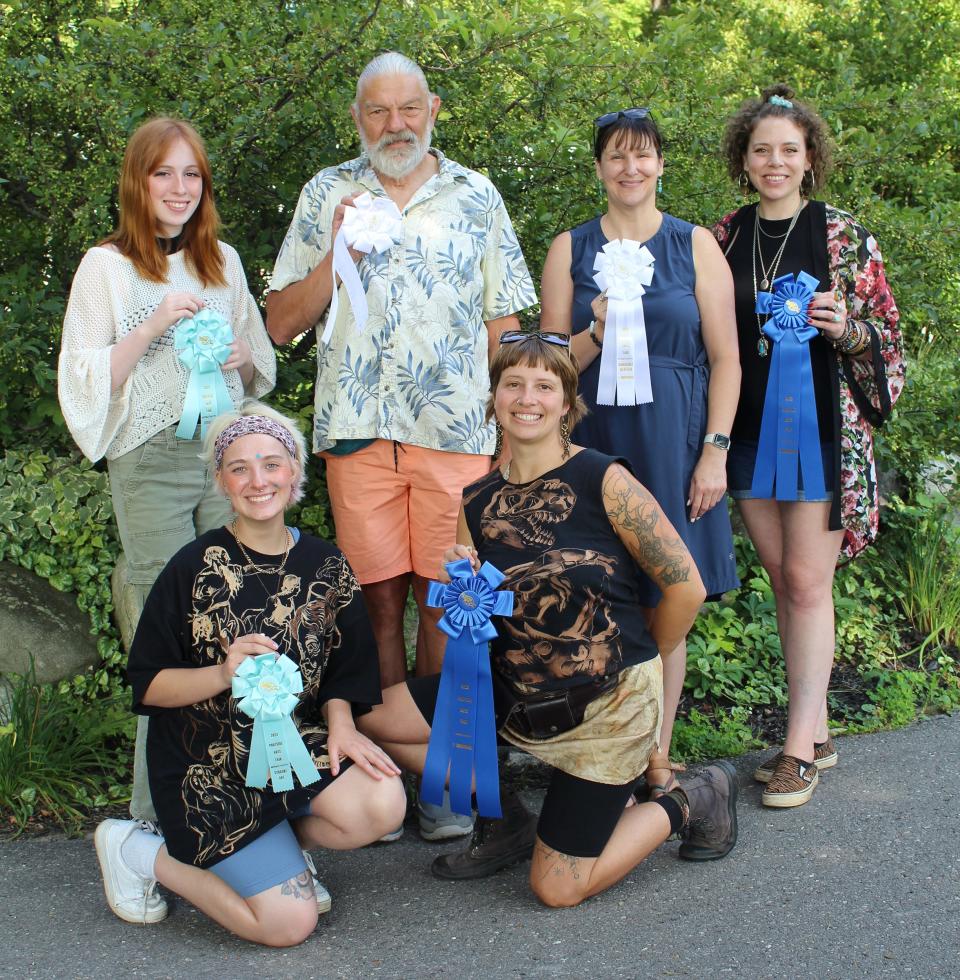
[499, 331, 571, 348]
[594, 107, 652, 129]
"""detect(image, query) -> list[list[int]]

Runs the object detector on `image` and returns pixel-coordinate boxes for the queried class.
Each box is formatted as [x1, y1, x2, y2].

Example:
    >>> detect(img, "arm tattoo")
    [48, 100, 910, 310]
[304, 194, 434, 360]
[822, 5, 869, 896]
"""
[602, 465, 692, 587]
[534, 842, 582, 881]
[280, 870, 315, 902]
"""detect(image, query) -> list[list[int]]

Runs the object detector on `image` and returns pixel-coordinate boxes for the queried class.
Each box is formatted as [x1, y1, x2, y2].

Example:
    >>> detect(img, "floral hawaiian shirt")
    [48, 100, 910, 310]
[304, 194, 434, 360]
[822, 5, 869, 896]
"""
[714, 202, 905, 561]
[271, 150, 537, 456]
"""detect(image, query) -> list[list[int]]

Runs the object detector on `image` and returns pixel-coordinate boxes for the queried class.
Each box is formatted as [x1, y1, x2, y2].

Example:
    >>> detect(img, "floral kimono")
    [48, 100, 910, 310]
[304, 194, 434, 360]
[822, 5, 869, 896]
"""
[714, 201, 905, 560]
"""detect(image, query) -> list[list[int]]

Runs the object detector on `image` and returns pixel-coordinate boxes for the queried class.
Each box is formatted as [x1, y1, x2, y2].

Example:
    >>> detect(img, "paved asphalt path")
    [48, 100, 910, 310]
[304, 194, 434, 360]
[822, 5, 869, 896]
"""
[3, 714, 959, 979]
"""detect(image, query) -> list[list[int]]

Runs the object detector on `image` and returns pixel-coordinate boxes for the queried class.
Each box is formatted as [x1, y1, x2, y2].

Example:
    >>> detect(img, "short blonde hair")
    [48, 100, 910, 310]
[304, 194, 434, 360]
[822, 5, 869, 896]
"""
[203, 400, 309, 505]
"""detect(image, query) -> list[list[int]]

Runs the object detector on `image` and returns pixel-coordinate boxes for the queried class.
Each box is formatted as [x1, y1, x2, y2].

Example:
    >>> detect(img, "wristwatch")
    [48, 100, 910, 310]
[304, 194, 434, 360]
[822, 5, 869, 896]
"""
[703, 432, 731, 450]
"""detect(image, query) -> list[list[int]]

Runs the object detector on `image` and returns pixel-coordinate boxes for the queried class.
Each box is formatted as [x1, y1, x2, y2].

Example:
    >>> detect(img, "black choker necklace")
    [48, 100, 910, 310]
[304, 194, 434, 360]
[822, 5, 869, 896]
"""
[157, 234, 184, 255]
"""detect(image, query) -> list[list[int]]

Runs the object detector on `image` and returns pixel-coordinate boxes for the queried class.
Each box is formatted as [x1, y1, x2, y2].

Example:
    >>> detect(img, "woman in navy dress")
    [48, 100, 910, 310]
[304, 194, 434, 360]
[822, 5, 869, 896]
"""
[540, 109, 741, 795]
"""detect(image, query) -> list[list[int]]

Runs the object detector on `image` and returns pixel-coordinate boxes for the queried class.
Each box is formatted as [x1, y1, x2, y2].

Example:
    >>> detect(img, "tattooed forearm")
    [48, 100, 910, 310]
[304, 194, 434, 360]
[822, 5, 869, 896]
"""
[534, 842, 582, 881]
[603, 465, 692, 587]
[280, 870, 315, 902]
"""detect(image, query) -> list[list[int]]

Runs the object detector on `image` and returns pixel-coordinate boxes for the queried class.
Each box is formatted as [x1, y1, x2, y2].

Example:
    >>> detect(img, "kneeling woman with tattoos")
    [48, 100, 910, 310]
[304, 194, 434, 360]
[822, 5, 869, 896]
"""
[359, 333, 739, 907]
[94, 403, 405, 945]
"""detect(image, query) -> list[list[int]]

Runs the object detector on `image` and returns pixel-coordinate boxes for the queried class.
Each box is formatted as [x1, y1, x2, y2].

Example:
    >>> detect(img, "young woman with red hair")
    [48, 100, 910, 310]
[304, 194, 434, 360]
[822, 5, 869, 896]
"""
[58, 118, 276, 916]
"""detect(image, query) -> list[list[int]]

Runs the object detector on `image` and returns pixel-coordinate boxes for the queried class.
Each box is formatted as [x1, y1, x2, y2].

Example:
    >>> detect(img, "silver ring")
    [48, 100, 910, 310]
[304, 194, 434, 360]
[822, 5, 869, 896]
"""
[832, 313, 841, 323]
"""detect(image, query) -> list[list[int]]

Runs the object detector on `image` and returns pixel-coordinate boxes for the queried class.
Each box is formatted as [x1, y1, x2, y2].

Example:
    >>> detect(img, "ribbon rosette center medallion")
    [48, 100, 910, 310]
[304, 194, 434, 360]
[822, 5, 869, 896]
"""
[421, 557, 514, 818]
[593, 239, 656, 406]
[232, 653, 321, 792]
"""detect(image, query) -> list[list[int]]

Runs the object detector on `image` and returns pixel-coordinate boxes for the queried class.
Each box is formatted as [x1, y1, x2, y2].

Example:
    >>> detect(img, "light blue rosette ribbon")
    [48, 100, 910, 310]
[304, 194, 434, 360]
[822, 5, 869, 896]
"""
[174, 308, 234, 440]
[421, 558, 514, 818]
[751, 271, 826, 501]
[232, 653, 321, 792]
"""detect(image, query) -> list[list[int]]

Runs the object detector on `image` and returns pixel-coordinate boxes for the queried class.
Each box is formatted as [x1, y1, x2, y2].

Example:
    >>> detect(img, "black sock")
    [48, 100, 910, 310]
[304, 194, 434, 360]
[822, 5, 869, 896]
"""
[652, 794, 685, 836]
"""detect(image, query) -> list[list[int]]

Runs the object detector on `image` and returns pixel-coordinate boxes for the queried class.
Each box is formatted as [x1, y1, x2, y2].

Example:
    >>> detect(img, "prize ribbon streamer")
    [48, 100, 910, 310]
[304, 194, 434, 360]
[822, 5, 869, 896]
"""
[323, 192, 402, 345]
[421, 558, 514, 818]
[232, 653, 321, 792]
[174, 309, 234, 440]
[751, 271, 826, 500]
[593, 239, 656, 406]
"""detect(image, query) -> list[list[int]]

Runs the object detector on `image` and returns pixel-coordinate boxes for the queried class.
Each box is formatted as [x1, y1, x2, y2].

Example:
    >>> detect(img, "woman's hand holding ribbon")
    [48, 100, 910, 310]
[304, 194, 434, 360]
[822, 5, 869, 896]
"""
[687, 450, 728, 522]
[325, 702, 401, 780]
[807, 289, 847, 340]
[222, 337, 253, 375]
[439, 545, 480, 581]
[142, 291, 205, 340]
[218, 632, 279, 686]
[590, 292, 608, 337]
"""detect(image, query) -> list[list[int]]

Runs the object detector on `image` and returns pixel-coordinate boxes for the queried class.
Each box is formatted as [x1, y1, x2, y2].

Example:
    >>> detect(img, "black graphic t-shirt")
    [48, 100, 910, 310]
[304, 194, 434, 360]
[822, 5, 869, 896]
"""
[462, 449, 659, 694]
[127, 527, 381, 868]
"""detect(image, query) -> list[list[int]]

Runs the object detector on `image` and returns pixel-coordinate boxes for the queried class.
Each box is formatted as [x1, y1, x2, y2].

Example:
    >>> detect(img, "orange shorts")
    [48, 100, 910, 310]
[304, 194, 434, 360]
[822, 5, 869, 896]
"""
[323, 440, 491, 585]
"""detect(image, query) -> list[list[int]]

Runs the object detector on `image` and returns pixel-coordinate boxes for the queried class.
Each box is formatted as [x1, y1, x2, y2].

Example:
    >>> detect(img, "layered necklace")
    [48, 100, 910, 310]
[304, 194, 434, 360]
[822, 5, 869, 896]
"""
[230, 519, 291, 594]
[751, 202, 804, 357]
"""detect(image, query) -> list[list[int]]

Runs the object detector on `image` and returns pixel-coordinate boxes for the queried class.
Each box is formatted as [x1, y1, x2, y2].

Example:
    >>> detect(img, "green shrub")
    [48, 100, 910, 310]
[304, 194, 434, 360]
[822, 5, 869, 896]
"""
[672, 708, 762, 763]
[0, 663, 134, 835]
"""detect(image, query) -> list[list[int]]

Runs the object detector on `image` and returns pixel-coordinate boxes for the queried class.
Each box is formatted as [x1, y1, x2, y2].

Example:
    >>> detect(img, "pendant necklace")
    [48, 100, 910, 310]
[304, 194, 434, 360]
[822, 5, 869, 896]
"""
[230, 519, 292, 602]
[752, 202, 803, 357]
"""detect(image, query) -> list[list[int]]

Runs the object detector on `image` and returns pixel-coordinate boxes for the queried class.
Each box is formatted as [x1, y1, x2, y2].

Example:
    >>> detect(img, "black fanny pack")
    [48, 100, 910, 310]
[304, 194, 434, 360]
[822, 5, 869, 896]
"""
[492, 670, 620, 740]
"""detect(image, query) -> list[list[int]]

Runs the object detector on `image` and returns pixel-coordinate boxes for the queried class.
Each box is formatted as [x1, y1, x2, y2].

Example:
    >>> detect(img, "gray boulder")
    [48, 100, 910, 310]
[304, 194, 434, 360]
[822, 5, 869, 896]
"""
[0, 561, 101, 684]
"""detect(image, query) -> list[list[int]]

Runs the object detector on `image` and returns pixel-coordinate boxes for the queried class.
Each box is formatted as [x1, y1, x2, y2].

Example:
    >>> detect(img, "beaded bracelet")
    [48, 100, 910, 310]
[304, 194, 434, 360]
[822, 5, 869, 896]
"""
[588, 320, 603, 348]
[832, 321, 869, 355]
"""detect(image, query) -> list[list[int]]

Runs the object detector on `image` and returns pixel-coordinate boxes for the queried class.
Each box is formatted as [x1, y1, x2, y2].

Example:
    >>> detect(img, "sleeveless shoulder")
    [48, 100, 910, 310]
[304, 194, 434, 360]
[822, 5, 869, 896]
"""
[659, 211, 696, 239]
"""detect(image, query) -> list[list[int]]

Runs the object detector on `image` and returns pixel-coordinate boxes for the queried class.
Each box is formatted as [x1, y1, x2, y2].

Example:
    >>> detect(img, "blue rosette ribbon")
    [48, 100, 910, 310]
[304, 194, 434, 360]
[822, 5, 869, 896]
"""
[421, 558, 514, 818]
[174, 309, 234, 440]
[232, 653, 321, 792]
[751, 271, 826, 501]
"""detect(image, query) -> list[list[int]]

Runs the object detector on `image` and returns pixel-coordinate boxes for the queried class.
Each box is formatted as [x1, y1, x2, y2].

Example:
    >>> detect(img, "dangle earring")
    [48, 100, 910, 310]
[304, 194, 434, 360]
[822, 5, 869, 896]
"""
[738, 171, 751, 198]
[657, 175, 663, 194]
[494, 420, 503, 459]
[560, 415, 571, 459]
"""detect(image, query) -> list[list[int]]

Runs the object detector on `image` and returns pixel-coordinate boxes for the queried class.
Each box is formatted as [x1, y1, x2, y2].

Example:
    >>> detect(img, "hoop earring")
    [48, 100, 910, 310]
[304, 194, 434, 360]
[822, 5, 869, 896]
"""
[801, 169, 815, 195]
[494, 420, 503, 459]
[738, 171, 752, 195]
[560, 415, 571, 459]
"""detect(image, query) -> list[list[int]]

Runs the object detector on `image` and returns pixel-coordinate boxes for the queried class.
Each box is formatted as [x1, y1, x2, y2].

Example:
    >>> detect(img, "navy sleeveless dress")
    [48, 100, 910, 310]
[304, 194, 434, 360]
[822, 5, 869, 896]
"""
[570, 213, 739, 604]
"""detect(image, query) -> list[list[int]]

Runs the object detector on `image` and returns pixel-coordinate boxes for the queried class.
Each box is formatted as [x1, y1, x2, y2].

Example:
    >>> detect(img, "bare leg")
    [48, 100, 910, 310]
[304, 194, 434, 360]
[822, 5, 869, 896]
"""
[154, 848, 318, 947]
[411, 574, 447, 677]
[778, 502, 844, 761]
[294, 766, 407, 850]
[361, 574, 412, 688]
[529, 803, 672, 908]
[357, 680, 433, 774]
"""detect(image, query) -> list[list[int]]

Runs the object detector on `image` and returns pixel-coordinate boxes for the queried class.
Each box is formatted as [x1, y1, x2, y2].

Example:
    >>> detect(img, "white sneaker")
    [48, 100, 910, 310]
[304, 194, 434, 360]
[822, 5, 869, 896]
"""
[301, 850, 331, 914]
[417, 795, 474, 842]
[94, 819, 167, 924]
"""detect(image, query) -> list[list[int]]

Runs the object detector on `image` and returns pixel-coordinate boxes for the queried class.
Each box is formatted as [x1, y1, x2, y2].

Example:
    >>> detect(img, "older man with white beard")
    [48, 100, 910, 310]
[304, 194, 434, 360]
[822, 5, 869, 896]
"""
[267, 52, 536, 838]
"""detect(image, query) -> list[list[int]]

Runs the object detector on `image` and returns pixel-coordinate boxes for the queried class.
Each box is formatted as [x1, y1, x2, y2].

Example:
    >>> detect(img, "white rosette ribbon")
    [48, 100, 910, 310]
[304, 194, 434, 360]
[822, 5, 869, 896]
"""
[593, 239, 656, 406]
[323, 191, 403, 344]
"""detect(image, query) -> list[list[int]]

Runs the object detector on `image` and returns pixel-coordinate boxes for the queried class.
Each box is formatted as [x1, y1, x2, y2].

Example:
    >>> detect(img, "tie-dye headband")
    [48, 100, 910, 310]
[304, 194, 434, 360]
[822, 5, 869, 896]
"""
[214, 415, 298, 470]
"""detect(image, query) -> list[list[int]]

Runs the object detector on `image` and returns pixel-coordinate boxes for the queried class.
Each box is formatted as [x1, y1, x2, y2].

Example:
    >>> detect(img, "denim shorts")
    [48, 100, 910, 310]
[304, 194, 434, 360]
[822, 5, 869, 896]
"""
[727, 439, 834, 502]
[208, 820, 307, 898]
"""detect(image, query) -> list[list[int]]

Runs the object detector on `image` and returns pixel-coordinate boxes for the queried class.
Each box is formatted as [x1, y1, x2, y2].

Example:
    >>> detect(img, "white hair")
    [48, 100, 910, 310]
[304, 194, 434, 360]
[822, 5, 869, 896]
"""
[354, 52, 430, 106]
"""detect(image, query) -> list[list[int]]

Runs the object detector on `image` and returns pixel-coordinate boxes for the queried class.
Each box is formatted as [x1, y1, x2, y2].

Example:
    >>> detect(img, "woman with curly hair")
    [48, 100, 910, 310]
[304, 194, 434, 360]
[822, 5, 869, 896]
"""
[714, 84, 905, 807]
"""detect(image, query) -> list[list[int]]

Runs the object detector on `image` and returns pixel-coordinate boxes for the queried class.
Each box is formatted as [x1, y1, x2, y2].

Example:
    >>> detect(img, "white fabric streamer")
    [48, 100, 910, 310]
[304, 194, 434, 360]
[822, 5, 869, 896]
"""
[592, 239, 656, 406]
[323, 192, 403, 344]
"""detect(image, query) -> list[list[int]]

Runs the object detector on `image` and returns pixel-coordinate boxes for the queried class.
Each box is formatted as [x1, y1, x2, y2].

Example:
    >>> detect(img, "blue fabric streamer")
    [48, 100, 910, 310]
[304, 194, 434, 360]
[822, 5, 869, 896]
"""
[751, 271, 826, 501]
[421, 557, 514, 818]
[174, 309, 234, 440]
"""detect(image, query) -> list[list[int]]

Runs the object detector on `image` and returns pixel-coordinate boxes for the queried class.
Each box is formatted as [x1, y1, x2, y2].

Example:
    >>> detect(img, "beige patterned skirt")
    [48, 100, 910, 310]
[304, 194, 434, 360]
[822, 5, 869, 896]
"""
[500, 656, 663, 786]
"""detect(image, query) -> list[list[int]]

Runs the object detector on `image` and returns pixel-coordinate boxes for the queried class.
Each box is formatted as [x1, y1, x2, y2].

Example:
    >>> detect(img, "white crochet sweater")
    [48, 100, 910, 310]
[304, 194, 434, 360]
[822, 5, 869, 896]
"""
[58, 243, 276, 461]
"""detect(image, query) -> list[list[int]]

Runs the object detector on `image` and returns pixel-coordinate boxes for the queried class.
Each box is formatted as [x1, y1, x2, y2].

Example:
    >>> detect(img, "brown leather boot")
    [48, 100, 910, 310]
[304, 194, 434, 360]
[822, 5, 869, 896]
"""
[431, 790, 537, 880]
[675, 761, 739, 862]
